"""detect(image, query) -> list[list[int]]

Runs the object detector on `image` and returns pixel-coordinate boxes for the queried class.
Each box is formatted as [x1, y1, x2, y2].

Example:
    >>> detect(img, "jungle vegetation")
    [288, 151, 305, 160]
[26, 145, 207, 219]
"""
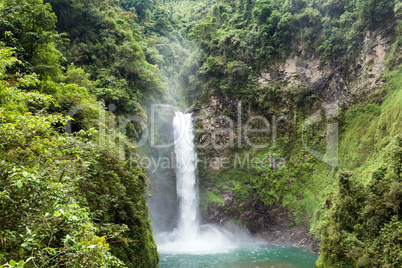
[0, 0, 401, 267]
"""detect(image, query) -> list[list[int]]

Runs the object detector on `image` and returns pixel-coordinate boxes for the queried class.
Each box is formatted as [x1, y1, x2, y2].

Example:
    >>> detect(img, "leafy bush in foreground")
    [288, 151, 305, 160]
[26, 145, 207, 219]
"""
[317, 135, 402, 267]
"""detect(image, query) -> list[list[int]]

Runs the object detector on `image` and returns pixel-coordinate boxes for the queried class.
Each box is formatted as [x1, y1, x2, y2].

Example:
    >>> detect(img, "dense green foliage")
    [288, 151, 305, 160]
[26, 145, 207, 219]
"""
[317, 136, 402, 267]
[47, 0, 164, 136]
[0, 0, 401, 267]
[166, 0, 401, 267]
[0, 0, 65, 78]
[0, 47, 125, 267]
[174, 0, 398, 105]
[0, 0, 159, 267]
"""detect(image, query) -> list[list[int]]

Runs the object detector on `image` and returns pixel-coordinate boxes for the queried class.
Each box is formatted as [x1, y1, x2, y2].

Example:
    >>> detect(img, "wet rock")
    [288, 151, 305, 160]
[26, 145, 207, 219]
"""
[201, 189, 321, 253]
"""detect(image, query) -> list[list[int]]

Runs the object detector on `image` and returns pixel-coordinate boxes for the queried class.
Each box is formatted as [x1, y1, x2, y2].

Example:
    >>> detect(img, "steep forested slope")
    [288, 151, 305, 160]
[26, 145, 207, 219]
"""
[0, 0, 160, 267]
[148, 0, 401, 267]
[0, 0, 401, 267]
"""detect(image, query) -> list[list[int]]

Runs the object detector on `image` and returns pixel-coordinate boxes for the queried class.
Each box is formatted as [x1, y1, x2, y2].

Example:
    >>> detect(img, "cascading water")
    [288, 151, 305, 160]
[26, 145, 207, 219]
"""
[157, 112, 234, 254]
[154, 112, 319, 266]
[173, 112, 199, 239]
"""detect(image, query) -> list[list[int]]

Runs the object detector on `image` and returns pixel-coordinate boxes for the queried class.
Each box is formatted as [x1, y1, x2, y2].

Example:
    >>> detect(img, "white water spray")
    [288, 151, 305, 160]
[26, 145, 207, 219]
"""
[173, 112, 199, 239]
[157, 112, 236, 254]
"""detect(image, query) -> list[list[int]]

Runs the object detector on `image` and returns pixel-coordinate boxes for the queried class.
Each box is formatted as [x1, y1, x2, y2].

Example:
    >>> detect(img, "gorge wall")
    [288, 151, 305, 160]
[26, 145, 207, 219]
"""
[191, 27, 398, 253]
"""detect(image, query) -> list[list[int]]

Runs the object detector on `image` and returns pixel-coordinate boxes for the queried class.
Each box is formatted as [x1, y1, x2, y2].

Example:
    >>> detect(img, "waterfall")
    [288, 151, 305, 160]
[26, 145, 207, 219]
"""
[173, 112, 199, 238]
[156, 111, 237, 254]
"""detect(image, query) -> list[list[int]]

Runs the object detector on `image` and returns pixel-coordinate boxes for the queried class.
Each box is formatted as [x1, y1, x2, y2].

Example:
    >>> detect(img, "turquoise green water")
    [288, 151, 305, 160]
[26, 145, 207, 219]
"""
[159, 244, 318, 268]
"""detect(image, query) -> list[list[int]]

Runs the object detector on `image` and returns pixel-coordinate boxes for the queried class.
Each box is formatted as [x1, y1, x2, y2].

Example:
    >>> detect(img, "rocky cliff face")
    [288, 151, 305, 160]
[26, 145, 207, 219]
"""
[193, 30, 394, 251]
[200, 190, 320, 252]
[257, 30, 392, 104]
[194, 31, 392, 156]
